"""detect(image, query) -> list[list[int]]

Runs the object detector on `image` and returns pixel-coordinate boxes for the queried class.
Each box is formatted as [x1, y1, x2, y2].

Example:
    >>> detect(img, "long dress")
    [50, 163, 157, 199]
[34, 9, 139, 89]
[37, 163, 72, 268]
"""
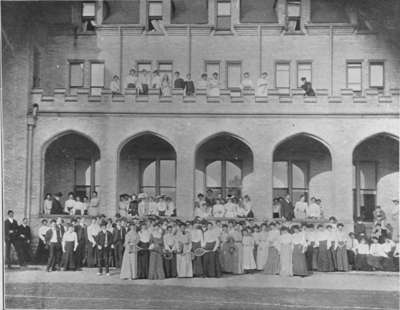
[176, 233, 193, 278]
[191, 228, 204, 277]
[148, 236, 165, 280]
[222, 235, 235, 273]
[86, 224, 100, 268]
[231, 230, 244, 274]
[35, 226, 49, 264]
[256, 231, 269, 270]
[242, 235, 256, 270]
[317, 239, 334, 272]
[163, 233, 177, 278]
[120, 230, 138, 280]
[208, 78, 220, 96]
[264, 230, 280, 275]
[137, 239, 150, 279]
[292, 233, 309, 276]
[279, 233, 293, 277]
[336, 232, 349, 271]
[202, 241, 221, 277]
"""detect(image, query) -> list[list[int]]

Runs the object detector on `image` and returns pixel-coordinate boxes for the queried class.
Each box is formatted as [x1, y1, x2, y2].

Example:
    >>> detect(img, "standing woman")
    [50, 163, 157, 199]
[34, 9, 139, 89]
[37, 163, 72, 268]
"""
[278, 227, 293, 276]
[176, 223, 193, 278]
[220, 224, 233, 273]
[148, 223, 165, 280]
[61, 224, 78, 271]
[335, 223, 349, 271]
[207, 72, 220, 97]
[292, 225, 309, 276]
[88, 191, 100, 217]
[256, 223, 269, 271]
[242, 227, 256, 273]
[294, 195, 308, 220]
[231, 222, 244, 275]
[202, 222, 221, 277]
[316, 225, 334, 272]
[43, 194, 53, 215]
[35, 219, 50, 264]
[264, 222, 281, 275]
[137, 223, 151, 279]
[163, 225, 177, 278]
[161, 74, 172, 97]
[120, 222, 139, 280]
[191, 224, 204, 277]
[86, 218, 99, 268]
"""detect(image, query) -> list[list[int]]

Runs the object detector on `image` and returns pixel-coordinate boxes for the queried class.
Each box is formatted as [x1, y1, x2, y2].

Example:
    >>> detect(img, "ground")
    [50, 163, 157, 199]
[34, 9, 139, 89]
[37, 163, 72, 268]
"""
[4, 267, 399, 309]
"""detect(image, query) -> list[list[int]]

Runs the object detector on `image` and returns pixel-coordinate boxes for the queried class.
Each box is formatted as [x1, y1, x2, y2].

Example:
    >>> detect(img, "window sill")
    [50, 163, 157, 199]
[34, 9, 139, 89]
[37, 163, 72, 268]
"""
[76, 30, 96, 36]
[214, 30, 234, 35]
[145, 31, 165, 36]
[283, 30, 305, 35]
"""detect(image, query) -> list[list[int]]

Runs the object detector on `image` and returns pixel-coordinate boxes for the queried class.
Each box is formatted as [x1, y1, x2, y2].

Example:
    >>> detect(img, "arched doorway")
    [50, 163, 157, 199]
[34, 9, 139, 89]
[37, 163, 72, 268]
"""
[118, 133, 177, 201]
[272, 133, 332, 214]
[353, 133, 399, 221]
[43, 132, 101, 212]
[195, 133, 254, 199]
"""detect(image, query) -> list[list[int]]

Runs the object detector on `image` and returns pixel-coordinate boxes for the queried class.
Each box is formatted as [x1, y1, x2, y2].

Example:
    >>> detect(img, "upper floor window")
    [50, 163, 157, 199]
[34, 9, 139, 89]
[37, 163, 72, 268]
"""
[69, 61, 84, 89]
[148, 1, 163, 31]
[346, 62, 362, 95]
[276, 62, 290, 94]
[297, 62, 312, 88]
[217, 1, 231, 30]
[158, 62, 173, 81]
[90, 62, 104, 96]
[369, 62, 384, 91]
[82, 2, 96, 32]
[205, 61, 221, 78]
[287, 0, 301, 32]
[227, 62, 242, 89]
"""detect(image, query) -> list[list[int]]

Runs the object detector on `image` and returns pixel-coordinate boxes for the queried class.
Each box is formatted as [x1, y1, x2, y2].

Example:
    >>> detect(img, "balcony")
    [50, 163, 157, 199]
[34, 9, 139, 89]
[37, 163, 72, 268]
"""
[31, 88, 400, 116]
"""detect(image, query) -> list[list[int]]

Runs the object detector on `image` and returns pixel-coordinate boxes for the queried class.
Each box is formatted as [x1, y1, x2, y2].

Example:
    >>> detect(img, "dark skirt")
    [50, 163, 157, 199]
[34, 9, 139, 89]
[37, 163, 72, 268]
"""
[355, 254, 370, 271]
[367, 255, 384, 270]
[163, 253, 177, 278]
[305, 244, 314, 271]
[312, 247, 319, 270]
[292, 244, 309, 276]
[86, 242, 97, 267]
[35, 239, 49, 264]
[221, 241, 234, 273]
[317, 241, 334, 272]
[336, 245, 349, 271]
[347, 250, 355, 267]
[264, 246, 280, 275]
[137, 242, 150, 279]
[192, 241, 203, 277]
[330, 245, 338, 270]
[62, 241, 76, 270]
[148, 249, 165, 280]
[202, 242, 221, 278]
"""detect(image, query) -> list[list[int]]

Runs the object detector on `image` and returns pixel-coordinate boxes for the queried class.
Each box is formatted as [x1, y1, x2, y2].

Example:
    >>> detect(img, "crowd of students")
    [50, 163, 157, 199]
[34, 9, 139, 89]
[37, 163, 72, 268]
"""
[108, 69, 315, 97]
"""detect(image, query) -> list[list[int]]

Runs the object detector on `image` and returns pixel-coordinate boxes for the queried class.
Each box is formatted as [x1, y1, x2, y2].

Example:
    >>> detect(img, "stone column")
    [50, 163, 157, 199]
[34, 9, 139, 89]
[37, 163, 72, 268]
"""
[175, 146, 195, 219]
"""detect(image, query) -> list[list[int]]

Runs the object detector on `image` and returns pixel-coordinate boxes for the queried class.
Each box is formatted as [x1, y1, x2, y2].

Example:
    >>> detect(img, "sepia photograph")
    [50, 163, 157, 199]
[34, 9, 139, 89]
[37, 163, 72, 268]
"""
[2, 0, 399, 309]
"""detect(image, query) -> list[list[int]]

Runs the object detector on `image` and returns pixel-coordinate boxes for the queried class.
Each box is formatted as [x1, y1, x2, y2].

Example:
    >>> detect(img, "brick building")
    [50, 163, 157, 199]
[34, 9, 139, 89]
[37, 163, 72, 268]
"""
[2, 0, 399, 234]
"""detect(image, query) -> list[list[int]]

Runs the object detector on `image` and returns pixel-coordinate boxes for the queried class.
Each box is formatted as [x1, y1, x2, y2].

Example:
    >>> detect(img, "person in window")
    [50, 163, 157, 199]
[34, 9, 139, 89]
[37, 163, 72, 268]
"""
[240, 72, 254, 91]
[161, 74, 171, 96]
[64, 192, 76, 215]
[197, 73, 208, 90]
[125, 69, 138, 90]
[256, 72, 268, 96]
[300, 77, 315, 96]
[208, 72, 220, 97]
[173, 71, 185, 89]
[151, 70, 162, 92]
[110, 75, 121, 95]
[184, 73, 195, 96]
[43, 193, 53, 215]
[139, 69, 150, 95]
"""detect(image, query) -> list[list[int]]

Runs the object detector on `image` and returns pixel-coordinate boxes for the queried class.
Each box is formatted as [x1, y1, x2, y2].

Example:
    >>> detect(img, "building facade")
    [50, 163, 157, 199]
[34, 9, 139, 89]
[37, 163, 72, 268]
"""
[2, 0, 399, 233]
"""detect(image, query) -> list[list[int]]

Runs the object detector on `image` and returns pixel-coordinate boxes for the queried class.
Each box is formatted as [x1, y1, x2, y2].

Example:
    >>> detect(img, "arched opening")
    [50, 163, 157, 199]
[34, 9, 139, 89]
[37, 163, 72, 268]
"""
[118, 133, 177, 201]
[272, 133, 332, 212]
[43, 132, 101, 213]
[353, 133, 399, 222]
[195, 133, 254, 199]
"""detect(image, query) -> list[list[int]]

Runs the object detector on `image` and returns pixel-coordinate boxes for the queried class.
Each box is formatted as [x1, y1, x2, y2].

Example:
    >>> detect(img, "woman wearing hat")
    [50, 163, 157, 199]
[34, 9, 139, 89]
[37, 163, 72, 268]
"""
[35, 219, 50, 264]
[202, 222, 221, 277]
[120, 222, 139, 280]
[137, 223, 151, 279]
[148, 223, 165, 279]
[231, 222, 244, 275]
[176, 223, 193, 278]
[264, 222, 280, 275]
[190, 224, 204, 277]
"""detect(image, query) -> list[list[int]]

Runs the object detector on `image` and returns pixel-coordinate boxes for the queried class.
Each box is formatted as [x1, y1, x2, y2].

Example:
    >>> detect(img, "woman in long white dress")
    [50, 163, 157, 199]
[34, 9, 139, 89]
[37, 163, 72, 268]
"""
[294, 195, 308, 220]
[208, 72, 220, 96]
[120, 222, 139, 280]
[242, 228, 256, 272]
[176, 223, 193, 278]
[256, 72, 268, 96]
[256, 223, 269, 270]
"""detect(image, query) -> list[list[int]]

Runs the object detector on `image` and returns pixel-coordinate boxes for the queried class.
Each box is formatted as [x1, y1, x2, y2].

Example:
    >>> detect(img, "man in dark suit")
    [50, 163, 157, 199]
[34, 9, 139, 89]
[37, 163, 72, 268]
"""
[74, 217, 86, 269]
[301, 77, 315, 96]
[96, 221, 113, 275]
[45, 219, 62, 272]
[4, 210, 23, 268]
[280, 194, 294, 221]
[19, 218, 32, 265]
[112, 219, 126, 268]
[51, 192, 64, 214]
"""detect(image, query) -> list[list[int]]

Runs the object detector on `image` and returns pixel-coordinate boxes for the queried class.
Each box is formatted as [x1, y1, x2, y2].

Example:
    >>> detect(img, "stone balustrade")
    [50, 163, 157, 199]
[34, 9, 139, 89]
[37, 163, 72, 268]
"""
[31, 87, 400, 115]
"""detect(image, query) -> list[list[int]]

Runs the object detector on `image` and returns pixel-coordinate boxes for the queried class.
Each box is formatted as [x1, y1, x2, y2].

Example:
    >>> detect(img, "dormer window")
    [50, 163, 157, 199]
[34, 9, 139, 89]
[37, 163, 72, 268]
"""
[287, 0, 301, 32]
[82, 2, 96, 32]
[148, 1, 163, 32]
[217, 1, 231, 30]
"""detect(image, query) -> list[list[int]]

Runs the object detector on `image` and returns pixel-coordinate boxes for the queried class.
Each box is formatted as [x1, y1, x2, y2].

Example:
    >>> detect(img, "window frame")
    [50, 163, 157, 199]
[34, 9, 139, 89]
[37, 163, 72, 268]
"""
[368, 60, 385, 90]
[226, 61, 242, 89]
[296, 61, 312, 88]
[346, 60, 363, 95]
[147, 1, 163, 31]
[157, 61, 173, 81]
[74, 157, 98, 199]
[204, 60, 221, 78]
[286, 0, 302, 32]
[89, 60, 105, 96]
[216, 0, 232, 30]
[275, 61, 291, 94]
[68, 60, 85, 89]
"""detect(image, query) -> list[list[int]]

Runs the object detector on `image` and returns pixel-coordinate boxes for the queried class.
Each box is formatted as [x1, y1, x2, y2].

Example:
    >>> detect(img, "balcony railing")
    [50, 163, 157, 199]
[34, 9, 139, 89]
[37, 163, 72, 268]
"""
[31, 88, 400, 115]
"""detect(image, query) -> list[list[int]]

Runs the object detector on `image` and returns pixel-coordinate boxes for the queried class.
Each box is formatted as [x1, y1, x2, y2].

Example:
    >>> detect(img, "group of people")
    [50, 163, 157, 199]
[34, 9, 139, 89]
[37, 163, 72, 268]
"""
[273, 194, 326, 220]
[43, 191, 100, 216]
[118, 193, 176, 218]
[109, 68, 315, 98]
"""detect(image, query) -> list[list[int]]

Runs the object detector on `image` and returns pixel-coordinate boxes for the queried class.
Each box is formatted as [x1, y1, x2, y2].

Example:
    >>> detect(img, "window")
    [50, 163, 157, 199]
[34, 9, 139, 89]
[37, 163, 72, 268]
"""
[82, 2, 96, 32]
[206, 160, 242, 198]
[74, 158, 99, 199]
[275, 63, 290, 94]
[287, 0, 301, 31]
[90, 62, 104, 96]
[158, 62, 173, 82]
[140, 159, 176, 201]
[297, 62, 312, 88]
[346, 62, 362, 94]
[148, 1, 163, 31]
[273, 160, 309, 203]
[217, 1, 231, 30]
[205, 61, 221, 77]
[227, 62, 241, 89]
[69, 61, 84, 88]
[353, 161, 377, 222]
[369, 62, 384, 90]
